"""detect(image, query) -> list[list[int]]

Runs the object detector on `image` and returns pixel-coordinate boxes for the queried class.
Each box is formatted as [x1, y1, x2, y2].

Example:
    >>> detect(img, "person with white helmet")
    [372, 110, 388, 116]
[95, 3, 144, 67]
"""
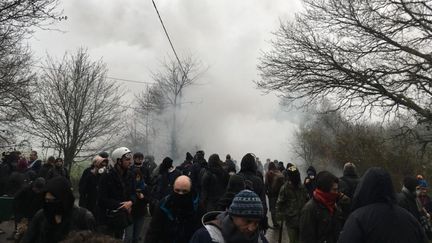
[97, 147, 135, 239]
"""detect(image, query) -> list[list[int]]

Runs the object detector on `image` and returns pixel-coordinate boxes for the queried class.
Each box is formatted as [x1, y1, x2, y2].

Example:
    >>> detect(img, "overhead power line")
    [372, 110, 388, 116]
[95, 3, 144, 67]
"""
[151, 0, 188, 79]
[30, 65, 156, 85]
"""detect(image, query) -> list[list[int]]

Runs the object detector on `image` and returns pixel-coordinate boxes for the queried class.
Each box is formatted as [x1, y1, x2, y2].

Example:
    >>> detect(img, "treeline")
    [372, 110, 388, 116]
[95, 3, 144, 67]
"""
[294, 107, 432, 184]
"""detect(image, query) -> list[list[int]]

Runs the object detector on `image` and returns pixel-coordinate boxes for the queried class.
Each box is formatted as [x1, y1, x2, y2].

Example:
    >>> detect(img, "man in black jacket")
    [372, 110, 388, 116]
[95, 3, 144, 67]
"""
[21, 177, 95, 243]
[145, 175, 202, 243]
[338, 167, 427, 243]
[98, 147, 135, 239]
[397, 176, 423, 222]
[78, 153, 109, 221]
[338, 162, 359, 199]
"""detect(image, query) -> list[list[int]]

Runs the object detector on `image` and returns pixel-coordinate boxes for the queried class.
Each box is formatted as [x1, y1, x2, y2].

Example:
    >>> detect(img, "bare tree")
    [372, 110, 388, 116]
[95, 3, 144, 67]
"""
[0, 0, 61, 142]
[258, 0, 432, 124]
[136, 56, 204, 159]
[24, 48, 125, 172]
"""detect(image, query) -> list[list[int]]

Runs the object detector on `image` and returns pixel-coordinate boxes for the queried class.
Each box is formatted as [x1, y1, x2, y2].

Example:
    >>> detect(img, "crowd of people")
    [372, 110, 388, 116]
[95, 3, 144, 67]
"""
[0, 148, 432, 243]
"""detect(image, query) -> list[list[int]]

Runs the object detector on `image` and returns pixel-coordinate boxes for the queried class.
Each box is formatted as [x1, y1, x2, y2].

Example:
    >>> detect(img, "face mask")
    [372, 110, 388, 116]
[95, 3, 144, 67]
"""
[171, 192, 193, 213]
[43, 200, 64, 224]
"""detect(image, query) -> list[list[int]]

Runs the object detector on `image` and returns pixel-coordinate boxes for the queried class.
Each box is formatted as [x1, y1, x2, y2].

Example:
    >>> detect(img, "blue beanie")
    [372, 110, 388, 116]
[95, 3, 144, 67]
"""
[228, 190, 263, 219]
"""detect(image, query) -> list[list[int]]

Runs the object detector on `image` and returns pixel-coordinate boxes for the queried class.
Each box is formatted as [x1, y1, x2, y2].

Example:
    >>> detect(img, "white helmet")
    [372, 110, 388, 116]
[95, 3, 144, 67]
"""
[111, 147, 132, 164]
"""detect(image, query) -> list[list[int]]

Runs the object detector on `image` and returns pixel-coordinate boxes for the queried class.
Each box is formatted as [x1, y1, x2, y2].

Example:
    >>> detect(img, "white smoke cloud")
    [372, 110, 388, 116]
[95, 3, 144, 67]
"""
[28, 0, 305, 165]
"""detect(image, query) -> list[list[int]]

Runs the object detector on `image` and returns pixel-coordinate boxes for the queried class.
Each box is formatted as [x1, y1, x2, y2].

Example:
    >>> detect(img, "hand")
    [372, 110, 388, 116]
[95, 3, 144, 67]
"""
[119, 201, 133, 211]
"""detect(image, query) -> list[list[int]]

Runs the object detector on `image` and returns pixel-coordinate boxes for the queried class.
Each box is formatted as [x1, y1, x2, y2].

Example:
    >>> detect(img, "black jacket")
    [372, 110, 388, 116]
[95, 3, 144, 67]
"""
[397, 187, 422, 221]
[300, 198, 343, 243]
[238, 159, 268, 214]
[21, 206, 95, 243]
[145, 193, 202, 243]
[339, 171, 359, 199]
[200, 163, 229, 212]
[98, 165, 135, 217]
[78, 167, 102, 218]
[338, 167, 427, 243]
[13, 184, 44, 220]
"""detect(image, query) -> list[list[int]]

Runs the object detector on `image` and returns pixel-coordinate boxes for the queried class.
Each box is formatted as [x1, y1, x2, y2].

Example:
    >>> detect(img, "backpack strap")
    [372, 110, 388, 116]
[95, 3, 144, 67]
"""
[204, 224, 225, 243]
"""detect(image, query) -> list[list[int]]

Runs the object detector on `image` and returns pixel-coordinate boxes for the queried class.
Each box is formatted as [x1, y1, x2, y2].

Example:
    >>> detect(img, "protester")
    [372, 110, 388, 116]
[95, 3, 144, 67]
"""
[417, 177, 432, 214]
[27, 151, 42, 173]
[338, 167, 428, 243]
[217, 174, 246, 211]
[98, 147, 135, 239]
[145, 175, 201, 243]
[190, 150, 207, 193]
[177, 152, 194, 176]
[12, 177, 46, 241]
[153, 157, 182, 201]
[21, 177, 95, 243]
[125, 168, 150, 243]
[338, 162, 359, 199]
[201, 154, 229, 212]
[303, 165, 317, 198]
[78, 153, 109, 221]
[265, 161, 284, 228]
[264, 158, 271, 174]
[223, 154, 237, 175]
[397, 176, 423, 222]
[237, 153, 268, 214]
[46, 157, 70, 181]
[38, 156, 55, 179]
[132, 152, 151, 185]
[238, 153, 269, 232]
[299, 171, 345, 243]
[190, 189, 269, 243]
[276, 165, 308, 243]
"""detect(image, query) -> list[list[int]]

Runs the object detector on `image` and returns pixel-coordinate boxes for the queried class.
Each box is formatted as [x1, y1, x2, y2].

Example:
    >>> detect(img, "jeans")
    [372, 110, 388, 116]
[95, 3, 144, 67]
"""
[124, 216, 146, 243]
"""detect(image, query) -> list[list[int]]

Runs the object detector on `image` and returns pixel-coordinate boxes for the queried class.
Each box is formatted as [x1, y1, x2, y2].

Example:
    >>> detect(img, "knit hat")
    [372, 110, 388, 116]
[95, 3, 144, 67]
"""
[228, 190, 264, 219]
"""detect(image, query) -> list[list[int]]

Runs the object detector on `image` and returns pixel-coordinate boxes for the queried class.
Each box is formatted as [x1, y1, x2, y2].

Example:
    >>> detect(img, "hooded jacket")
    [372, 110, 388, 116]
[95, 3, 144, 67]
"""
[338, 167, 428, 243]
[189, 211, 269, 243]
[338, 166, 359, 199]
[201, 155, 230, 212]
[304, 166, 317, 198]
[217, 174, 246, 211]
[21, 177, 95, 243]
[145, 191, 202, 243]
[237, 154, 267, 214]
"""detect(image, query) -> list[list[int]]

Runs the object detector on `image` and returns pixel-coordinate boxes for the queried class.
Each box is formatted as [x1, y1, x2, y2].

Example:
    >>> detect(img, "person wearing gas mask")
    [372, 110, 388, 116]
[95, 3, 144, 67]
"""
[145, 175, 202, 243]
[303, 166, 317, 198]
[21, 176, 95, 243]
[98, 147, 135, 239]
[78, 152, 109, 222]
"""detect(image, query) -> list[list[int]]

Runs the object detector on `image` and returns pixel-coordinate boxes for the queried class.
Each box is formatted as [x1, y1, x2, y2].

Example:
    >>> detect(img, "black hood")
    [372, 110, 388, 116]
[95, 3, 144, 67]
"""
[351, 167, 396, 211]
[306, 166, 317, 176]
[44, 177, 75, 213]
[240, 153, 257, 174]
[226, 174, 245, 194]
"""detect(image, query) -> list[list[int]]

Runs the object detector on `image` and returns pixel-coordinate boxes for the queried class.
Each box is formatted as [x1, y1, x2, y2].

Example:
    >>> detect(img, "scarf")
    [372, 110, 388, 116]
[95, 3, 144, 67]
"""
[313, 189, 338, 215]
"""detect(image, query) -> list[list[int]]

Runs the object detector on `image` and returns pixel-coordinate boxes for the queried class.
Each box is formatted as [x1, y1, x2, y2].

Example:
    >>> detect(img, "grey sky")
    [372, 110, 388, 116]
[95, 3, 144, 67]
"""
[29, 0, 304, 163]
